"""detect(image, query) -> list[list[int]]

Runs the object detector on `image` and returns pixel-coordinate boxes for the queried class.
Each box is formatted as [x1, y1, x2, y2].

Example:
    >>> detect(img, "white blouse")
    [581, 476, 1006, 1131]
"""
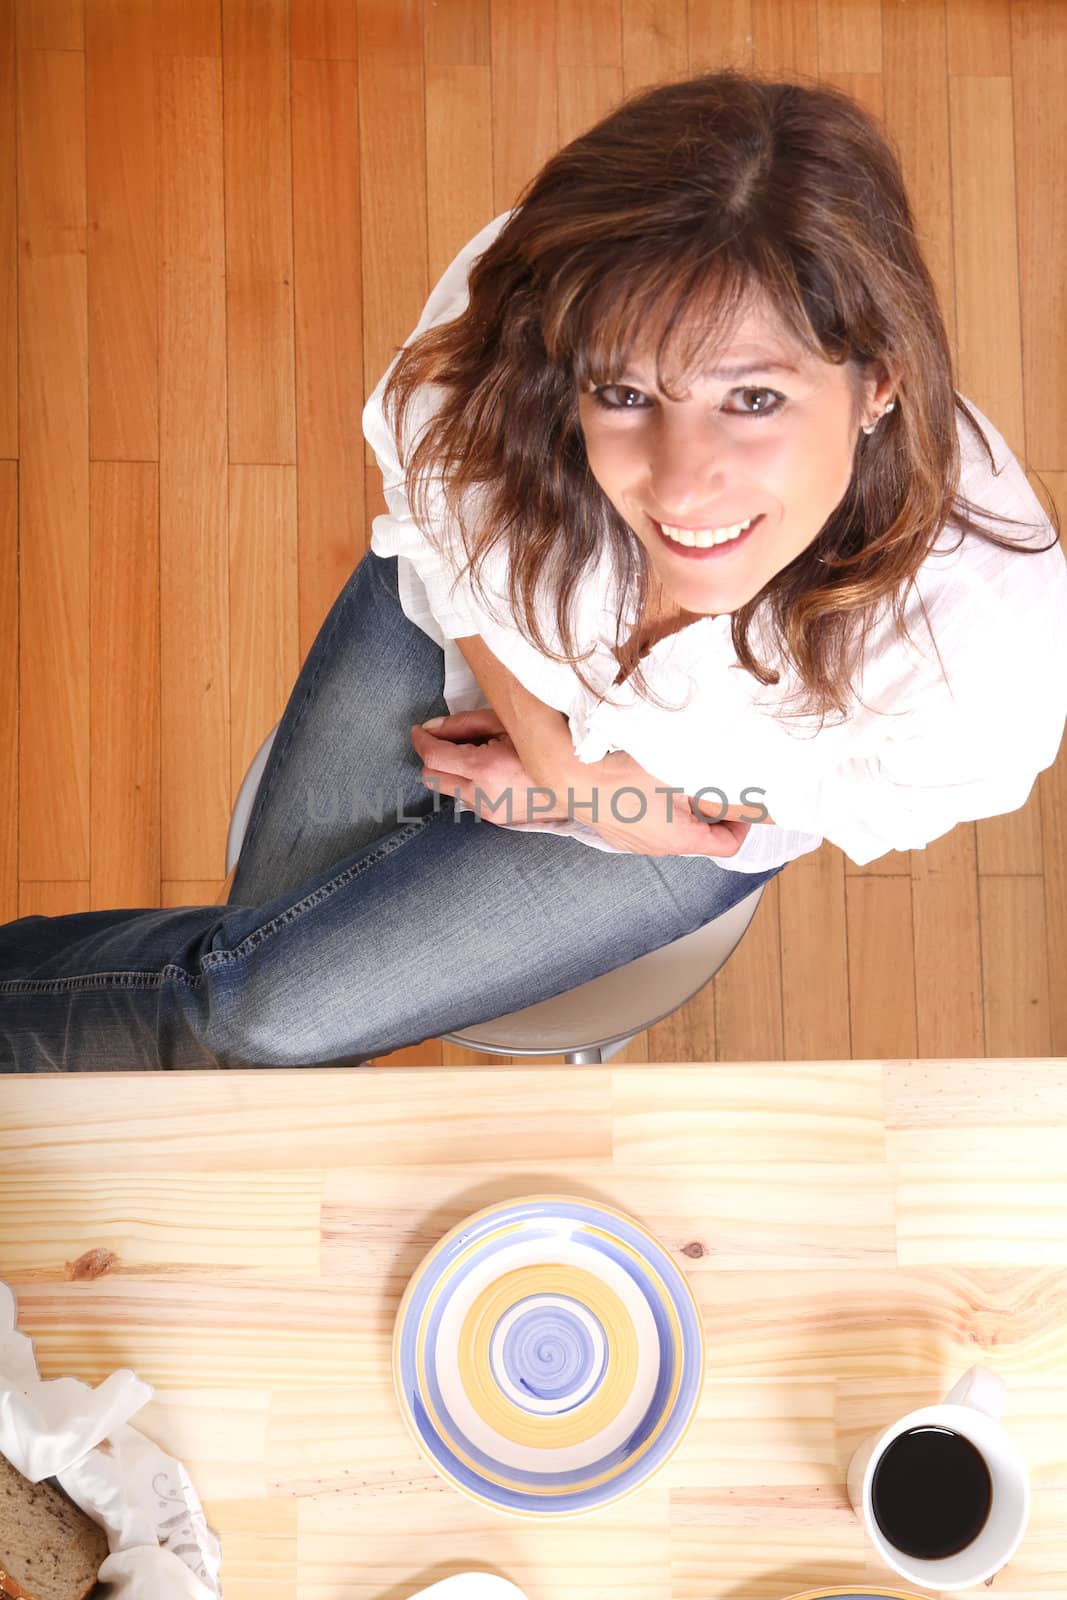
[362, 212, 1067, 872]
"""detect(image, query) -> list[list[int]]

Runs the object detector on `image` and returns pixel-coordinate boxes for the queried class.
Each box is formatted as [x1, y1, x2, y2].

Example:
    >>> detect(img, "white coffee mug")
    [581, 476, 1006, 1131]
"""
[846, 1366, 1030, 1591]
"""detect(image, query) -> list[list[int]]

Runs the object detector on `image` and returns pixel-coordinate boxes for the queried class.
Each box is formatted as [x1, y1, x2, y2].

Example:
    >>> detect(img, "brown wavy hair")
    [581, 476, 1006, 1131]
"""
[381, 68, 1060, 728]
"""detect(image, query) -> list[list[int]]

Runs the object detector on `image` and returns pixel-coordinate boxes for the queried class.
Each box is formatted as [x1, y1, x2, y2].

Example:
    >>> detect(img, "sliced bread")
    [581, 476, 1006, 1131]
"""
[0, 1453, 108, 1600]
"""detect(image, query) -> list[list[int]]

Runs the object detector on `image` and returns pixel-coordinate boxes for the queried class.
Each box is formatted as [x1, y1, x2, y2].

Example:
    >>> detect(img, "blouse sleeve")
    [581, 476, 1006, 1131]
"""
[764, 581, 1067, 866]
[361, 211, 517, 641]
[361, 366, 492, 640]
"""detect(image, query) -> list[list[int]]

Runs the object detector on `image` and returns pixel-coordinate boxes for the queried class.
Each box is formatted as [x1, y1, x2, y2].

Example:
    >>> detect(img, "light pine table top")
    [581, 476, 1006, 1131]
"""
[1, 1060, 1066, 1600]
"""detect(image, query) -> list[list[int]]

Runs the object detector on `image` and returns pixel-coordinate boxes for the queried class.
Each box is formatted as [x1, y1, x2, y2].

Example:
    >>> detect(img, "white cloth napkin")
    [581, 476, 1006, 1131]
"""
[0, 1281, 222, 1598]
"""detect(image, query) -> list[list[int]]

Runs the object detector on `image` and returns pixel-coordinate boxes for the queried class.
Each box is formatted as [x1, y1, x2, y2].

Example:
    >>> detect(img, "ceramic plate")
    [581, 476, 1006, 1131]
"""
[784, 1589, 935, 1599]
[393, 1194, 705, 1516]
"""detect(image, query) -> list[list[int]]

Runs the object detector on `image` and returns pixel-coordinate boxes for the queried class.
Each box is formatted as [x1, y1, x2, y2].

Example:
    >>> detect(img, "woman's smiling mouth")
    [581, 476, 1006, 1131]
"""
[651, 513, 763, 558]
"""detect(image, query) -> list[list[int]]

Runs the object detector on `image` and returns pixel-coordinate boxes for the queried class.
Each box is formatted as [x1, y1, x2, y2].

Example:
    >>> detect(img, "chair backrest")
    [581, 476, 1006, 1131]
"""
[226, 723, 281, 877]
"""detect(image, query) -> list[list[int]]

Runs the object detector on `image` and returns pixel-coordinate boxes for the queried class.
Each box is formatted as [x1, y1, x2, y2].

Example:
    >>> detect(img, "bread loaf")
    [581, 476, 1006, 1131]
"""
[0, 1453, 108, 1600]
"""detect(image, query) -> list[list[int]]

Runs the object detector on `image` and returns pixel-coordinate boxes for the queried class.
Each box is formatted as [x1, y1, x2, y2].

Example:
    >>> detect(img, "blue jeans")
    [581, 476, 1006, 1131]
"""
[0, 551, 787, 1069]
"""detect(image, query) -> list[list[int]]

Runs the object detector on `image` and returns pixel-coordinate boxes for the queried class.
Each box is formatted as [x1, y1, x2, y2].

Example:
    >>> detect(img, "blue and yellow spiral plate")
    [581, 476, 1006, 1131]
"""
[392, 1194, 705, 1516]
[783, 1591, 936, 1599]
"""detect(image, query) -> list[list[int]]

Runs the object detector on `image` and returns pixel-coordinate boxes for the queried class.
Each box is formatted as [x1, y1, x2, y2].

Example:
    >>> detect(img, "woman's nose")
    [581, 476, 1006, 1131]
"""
[647, 421, 730, 519]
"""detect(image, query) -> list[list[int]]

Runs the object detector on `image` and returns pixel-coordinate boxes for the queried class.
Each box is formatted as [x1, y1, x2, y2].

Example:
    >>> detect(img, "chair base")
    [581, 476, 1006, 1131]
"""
[436, 1032, 638, 1065]
[359, 1034, 636, 1067]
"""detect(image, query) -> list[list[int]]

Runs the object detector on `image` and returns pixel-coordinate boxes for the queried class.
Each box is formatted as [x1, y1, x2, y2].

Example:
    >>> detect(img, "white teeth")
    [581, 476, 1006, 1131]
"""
[658, 516, 756, 549]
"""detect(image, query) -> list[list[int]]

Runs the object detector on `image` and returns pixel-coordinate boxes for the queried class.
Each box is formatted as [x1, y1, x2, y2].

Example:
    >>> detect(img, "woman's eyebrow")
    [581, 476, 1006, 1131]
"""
[704, 359, 801, 379]
[616, 359, 802, 383]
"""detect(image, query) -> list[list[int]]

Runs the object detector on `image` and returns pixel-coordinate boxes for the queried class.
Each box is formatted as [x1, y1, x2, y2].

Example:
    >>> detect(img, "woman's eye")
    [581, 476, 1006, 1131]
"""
[727, 387, 785, 418]
[590, 385, 648, 410]
[590, 384, 785, 418]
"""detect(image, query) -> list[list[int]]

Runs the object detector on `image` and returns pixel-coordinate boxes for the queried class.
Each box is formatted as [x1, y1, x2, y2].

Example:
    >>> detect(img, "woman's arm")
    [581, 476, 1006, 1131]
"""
[453, 633, 775, 825]
[453, 634, 583, 796]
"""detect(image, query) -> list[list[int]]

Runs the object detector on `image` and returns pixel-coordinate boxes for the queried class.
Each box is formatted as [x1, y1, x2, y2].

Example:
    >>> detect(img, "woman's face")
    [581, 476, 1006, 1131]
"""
[576, 290, 895, 617]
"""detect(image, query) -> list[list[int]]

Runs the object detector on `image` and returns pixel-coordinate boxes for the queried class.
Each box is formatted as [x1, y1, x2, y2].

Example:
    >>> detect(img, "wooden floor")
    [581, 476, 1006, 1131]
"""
[1, 0, 1064, 1066]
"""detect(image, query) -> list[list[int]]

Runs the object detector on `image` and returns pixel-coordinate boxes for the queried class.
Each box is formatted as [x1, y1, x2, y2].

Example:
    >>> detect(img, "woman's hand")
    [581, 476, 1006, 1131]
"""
[410, 709, 573, 824]
[410, 710, 753, 858]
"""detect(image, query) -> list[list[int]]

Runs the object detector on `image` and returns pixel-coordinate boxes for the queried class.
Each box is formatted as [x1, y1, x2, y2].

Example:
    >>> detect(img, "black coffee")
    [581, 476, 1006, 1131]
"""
[871, 1425, 993, 1561]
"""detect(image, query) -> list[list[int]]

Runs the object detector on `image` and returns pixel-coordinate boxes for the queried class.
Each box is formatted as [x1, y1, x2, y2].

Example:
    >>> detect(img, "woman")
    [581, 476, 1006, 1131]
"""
[2, 69, 1064, 1070]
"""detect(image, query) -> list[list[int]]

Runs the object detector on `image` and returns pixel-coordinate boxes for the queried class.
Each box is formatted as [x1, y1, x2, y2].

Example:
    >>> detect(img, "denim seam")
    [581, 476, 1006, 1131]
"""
[0, 964, 206, 996]
[203, 814, 431, 967]
[0, 813, 434, 996]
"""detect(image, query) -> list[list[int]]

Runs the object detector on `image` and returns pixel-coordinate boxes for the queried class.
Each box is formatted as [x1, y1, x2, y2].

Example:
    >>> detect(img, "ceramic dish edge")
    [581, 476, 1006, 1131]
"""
[391, 1192, 706, 1519]
[782, 1587, 937, 1600]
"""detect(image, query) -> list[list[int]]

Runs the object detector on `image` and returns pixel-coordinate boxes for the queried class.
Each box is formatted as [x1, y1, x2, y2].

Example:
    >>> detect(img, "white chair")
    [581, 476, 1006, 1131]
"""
[226, 723, 767, 1065]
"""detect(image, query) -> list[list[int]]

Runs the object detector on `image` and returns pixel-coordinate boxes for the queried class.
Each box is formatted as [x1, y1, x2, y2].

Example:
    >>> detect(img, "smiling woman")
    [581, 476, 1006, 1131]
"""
[381, 69, 1059, 731]
[1, 65, 1064, 1071]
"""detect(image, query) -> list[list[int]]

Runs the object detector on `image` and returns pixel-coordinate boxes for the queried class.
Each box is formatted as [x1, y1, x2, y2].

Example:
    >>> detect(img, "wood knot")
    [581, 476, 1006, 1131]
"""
[68, 1248, 118, 1281]
[681, 1241, 706, 1259]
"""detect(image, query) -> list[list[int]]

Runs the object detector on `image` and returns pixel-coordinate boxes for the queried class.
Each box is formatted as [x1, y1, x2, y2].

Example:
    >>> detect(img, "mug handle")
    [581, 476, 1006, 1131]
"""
[942, 1364, 1006, 1419]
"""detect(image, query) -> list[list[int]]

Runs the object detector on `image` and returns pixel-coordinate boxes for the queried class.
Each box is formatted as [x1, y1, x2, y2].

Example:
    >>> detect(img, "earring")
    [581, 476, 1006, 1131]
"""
[862, 399, 896, 435]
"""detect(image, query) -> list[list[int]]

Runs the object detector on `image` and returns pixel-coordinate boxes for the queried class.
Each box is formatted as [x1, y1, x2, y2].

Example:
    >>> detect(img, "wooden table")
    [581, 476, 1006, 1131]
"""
[2, 1060, 1065, 1600]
